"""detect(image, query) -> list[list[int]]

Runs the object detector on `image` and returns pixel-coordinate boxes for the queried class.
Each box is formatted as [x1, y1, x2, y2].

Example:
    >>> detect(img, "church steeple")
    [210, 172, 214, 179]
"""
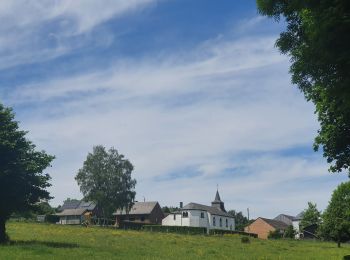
[211, 189, 226, 212]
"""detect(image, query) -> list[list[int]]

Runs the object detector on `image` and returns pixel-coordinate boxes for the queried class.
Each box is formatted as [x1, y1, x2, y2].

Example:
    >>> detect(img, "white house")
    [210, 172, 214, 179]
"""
[162, 190, 235, 231]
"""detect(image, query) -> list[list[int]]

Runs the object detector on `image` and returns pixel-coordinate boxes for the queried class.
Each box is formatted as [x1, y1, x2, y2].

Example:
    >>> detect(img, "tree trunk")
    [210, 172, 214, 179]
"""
[0, 217, 8, 243]
[337, 240, 341, 248]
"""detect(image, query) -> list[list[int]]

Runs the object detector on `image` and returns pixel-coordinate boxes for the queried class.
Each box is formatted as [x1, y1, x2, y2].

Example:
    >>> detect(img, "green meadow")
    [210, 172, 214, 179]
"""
[0, 222, 349, 259]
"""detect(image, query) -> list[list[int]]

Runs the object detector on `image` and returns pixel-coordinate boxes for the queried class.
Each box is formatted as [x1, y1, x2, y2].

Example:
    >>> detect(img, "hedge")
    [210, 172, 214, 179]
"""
[142, 225, 207, 235]
[209, 229, 258, 238]
[46, 214, 60, 223]
[119, 222, 147, 230]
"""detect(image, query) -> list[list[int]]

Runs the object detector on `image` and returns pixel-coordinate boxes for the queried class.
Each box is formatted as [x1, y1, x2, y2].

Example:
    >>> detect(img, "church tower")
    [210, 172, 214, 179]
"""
[211, 189, 226, 212]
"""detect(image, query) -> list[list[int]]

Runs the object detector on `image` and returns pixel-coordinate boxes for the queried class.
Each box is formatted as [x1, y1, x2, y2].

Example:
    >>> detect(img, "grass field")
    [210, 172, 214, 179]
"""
[0, 222, 349, 259]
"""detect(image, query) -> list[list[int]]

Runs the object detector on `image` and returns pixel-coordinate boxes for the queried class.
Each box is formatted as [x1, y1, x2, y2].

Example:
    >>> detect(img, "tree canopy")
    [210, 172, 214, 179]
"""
[320, 181, 350, 247]
[257, 0, 350, 175]
[0, 103, 54, 243]
[300, 202, 321, 230]
[75, 145, 136, 218]
[228, 210, 249, 231]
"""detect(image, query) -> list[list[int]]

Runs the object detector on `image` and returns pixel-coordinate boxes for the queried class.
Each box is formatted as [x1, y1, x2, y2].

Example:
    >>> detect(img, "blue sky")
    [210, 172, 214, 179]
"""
[0, 0, 347, 218]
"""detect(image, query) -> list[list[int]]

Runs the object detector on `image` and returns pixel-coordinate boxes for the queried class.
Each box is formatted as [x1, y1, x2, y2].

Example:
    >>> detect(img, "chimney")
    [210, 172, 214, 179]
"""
[180, 202, 183, 208]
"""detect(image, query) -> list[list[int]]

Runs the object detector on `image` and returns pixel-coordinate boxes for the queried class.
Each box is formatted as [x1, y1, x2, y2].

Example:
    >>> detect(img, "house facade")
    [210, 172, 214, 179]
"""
[113, 201, 164, 226]
[56, 200, 98, 225]
[162, 190, 235, 231]
[244, 217, 289, 239]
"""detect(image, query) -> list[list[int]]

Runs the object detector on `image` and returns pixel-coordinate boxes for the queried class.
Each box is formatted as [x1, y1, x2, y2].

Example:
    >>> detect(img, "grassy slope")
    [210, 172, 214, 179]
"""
[0, 222, 349, 259]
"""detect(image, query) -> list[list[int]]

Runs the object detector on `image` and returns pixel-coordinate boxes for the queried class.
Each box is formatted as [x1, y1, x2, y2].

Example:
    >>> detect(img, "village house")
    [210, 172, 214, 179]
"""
[244, 217, 289, 239]
[113, 201, 164, 226]
[56, 200, 98, 225]
[162, 190, 235, 231]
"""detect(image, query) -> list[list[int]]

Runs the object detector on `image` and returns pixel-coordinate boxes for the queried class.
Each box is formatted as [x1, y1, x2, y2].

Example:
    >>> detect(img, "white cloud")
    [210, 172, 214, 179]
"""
[4, 13, 347, 219]
[0, 0, 159, 69]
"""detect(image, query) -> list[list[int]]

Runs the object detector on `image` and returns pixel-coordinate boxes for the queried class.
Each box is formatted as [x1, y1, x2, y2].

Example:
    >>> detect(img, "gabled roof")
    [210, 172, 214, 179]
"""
[274, 214, 297, 221]
[113, 202, 159, 215]
[260, 217, 289, 230]
[59, 200, 96, 211]
[294, 211, 304, 220]
[56, 208, 87, 216]
[182, 202, 232, 218]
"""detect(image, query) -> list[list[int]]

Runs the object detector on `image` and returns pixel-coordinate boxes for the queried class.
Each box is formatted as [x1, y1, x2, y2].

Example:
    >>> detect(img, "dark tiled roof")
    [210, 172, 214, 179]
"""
[274, 214, 297, 221]
[113, 202, 158, 215]
[60, 200, 81, 210]
[59, 200, 96, 211]
[260, 218, 289, 230]
[182, 203, 232, 217]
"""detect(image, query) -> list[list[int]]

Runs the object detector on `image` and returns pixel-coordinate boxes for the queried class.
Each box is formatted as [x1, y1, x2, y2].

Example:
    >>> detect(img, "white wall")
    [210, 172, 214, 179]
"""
[162, 213, 182, 226]
[162, 210, 235, 231]
[292, 220, 301, 239]
[208, 213, 235, 230]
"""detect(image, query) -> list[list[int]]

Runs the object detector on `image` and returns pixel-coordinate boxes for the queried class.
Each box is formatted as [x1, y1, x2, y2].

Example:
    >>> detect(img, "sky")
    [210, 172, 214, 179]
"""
[0, 0, 348, 219]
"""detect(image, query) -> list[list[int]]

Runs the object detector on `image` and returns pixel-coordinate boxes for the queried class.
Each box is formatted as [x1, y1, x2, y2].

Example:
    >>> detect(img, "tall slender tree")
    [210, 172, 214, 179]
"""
[0, 103, 54, 243]
[75, 145, 136, 219]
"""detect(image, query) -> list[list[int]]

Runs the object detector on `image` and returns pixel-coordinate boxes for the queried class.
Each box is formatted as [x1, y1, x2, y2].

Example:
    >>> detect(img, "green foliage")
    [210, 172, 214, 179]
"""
[45, 215, 59, 224]
[300, 202, 321, 231]
[0, 103, 54, 243]
[143, 225, 207, 235]
[241, 236, 250, 243]
[320, 181, 350, 247]
[268, 229, 284, 239]
[75, 145, 136, 218]
[33, 201, 55, 215]
[257, 0, 350, 175]
[162, 206, 180, 214]
[227, 210, 249, 231]
[62, 198, 80, 205]
[284, 225, 296, 239]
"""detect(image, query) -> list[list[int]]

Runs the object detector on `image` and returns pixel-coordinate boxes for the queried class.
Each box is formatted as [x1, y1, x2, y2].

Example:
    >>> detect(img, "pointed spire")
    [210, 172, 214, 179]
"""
[214, 189, 221, 202]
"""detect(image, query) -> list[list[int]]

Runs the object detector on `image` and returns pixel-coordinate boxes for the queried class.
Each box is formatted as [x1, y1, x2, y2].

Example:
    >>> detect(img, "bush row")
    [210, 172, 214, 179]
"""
[142, 225, 207, 235]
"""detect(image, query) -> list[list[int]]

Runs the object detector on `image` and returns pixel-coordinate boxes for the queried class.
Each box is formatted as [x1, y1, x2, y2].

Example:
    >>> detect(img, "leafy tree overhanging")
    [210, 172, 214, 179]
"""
[257, 0, 350, 175]
[0, 103, 54, 243]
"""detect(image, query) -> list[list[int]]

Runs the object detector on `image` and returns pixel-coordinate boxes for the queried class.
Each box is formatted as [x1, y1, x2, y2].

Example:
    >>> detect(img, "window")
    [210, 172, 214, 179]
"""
[173, 214, 176, 220]
[213, 217, 216, 226]
[220, 218, 222, 227]
[200, 212, 204, 218]
[182, 211, 188, 218]
[141, 216, 145, 222]
[129, 217, 135, 222]
[226, 219, 228, 227]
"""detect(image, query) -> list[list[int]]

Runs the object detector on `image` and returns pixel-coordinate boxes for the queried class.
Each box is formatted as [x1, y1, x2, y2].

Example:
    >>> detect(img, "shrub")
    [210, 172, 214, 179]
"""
[284, 225, 296, 239]
[241, 236, 250, 243]
[268, 229, 284, 239]
[46, 215, 59, 224]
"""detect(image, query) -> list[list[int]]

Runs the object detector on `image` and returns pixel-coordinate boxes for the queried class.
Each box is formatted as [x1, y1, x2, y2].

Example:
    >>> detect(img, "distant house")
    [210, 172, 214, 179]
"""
[162, 190, 235, 231]
[274, 214, 296, 226]
[113, 201, 164, 226]
[56, 200, 98, 225]
[244, 217, 289, 239]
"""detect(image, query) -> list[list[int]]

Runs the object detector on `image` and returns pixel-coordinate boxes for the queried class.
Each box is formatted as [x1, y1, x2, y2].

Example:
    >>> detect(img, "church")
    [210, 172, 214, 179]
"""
[162, 190, 235, 231]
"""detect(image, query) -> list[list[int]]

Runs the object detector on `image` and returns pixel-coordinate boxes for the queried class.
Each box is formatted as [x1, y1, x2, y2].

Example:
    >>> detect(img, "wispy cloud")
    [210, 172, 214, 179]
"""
[0, 0, 159, 69]
[2, 9, 347, 218]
